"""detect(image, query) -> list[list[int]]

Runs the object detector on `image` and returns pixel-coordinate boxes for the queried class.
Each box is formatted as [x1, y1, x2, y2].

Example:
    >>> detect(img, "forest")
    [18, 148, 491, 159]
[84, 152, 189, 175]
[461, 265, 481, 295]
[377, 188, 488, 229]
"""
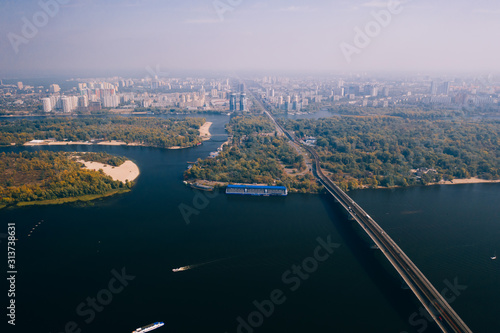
[0, 116, 206, 148]
[184, 116, 321, 193]
[0, 151, 130, 207]
[280, 116, 500, 190]
[79, 152, 126, 166]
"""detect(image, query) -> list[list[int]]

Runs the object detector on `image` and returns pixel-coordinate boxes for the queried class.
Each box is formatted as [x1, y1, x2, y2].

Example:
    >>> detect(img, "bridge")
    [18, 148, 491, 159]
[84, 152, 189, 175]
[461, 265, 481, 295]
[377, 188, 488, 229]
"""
[250, 92, 473, 333]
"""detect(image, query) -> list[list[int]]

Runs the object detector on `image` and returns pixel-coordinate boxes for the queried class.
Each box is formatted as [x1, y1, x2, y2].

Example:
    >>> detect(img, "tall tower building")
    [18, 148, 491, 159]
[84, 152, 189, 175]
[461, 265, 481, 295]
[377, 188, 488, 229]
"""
[17, 82, 23, 90]
[239, 93, 247, 111]
[61, 97, 72, 113]
[229, 93, 237, 111]
[442, 82, 450, 95]
[78, 95, 89, 108]
[42, 98, 52, 112]
[292, 96, 299, 111]
[430, 81, 438, 95]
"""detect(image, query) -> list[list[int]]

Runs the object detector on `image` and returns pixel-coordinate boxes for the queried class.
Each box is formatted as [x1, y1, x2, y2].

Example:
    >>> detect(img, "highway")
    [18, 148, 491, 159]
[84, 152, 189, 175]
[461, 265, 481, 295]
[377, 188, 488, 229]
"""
[250, 90, 473, 333]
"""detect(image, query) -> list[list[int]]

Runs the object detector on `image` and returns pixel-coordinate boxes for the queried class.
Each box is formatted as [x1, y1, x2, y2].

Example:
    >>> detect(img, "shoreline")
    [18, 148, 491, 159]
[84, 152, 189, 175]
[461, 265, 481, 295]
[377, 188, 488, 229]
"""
[430, 177, 500, 186]
[24, 140, 141, 147]
[22, 140, 196, 149]
[356, 177, 500, 191]
[10, 189, 131, 209]
[186, 176, 500, 195]
[199, 121, 213, 141]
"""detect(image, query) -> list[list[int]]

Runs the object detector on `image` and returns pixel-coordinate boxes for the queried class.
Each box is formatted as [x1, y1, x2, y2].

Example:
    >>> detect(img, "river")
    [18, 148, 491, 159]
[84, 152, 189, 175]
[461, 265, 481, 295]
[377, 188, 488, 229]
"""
[0, 114, 498, 333]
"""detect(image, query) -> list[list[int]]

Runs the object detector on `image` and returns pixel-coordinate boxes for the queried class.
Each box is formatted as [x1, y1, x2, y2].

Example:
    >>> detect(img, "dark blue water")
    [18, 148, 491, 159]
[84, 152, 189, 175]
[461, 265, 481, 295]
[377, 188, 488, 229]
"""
[1, 114, 498, 333]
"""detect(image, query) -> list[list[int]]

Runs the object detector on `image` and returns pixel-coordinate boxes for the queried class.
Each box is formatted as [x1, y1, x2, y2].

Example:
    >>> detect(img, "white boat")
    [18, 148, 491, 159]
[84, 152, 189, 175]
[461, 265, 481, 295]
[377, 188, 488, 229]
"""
[172, 266, 189, 272]
[491, 253, 497, 260]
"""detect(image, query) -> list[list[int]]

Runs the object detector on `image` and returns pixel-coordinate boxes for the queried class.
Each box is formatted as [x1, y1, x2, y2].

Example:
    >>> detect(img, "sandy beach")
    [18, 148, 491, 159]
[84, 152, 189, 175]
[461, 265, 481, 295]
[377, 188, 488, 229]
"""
[199, 122, 212, 141]
[78, 159, 140, 183]
[434, 177, 500, 185]
[97, 140, 128, 146]
[24, 140, 92, 146]
[23, 140, 141, 147]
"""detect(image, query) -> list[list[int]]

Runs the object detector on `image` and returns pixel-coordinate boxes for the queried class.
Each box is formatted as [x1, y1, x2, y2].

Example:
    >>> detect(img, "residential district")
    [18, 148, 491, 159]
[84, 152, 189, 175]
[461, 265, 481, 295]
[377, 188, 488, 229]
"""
[0, 73, 498, 115]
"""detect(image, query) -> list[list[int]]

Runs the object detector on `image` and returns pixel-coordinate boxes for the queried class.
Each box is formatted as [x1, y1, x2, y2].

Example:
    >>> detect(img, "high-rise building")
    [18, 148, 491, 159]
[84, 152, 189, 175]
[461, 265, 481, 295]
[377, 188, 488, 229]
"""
[382, 87, 390, 97]
[239, 93, 247, 111]
[71, 96, 79, 110]
[78, 95, 89, 108]
[229, 93, 237, 111]
[363, 85, 378, 97]
[17, 82, 23, 90]
[441, 82, 450, 95]
[333, 87, 344, 96]
[42, 98, 52, 112]
[61, 97, 72, 113]
[430, 81, 438, 95]
[50, 84, 61, 93]
[102, 95, 120, 108]
[292, 96, 299, 111]
[239, 83, 245, 92]
[284, 95, 291, 111]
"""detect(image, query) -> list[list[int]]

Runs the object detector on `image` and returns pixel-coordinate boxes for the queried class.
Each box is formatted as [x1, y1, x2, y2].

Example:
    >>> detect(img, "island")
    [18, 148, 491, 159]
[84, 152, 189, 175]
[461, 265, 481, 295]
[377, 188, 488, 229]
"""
[184, 115, 321, 193]
[0, 151, 139, 209]
[0, 116, 207, 149]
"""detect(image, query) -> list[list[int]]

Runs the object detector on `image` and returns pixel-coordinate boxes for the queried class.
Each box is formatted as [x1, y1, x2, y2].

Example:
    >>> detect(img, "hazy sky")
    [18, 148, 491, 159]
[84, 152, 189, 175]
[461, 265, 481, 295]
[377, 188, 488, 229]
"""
[1, 0, 499, 78]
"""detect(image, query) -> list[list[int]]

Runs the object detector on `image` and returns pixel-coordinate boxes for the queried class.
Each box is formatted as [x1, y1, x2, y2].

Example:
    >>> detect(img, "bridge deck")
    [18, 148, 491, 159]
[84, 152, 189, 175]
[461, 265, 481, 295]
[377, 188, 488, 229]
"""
[254, 97, 473, 333]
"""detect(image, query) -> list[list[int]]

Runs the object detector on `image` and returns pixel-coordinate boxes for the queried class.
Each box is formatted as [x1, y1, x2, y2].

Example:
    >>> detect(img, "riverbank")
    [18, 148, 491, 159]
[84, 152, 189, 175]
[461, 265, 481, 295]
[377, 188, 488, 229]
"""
[199, 122, 212, 141]
[431, 177, 500, 186]
[77, 159, 140, 183]
[23, 140, 145, 147]
[9, 188, 132, 209]
[354, 177, 500, 191]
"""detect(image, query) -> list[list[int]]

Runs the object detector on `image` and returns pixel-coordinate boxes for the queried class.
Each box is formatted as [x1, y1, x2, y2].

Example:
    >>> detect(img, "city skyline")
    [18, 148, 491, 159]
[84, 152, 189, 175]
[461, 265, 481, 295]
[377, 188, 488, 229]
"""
[1, 0, 500, 78]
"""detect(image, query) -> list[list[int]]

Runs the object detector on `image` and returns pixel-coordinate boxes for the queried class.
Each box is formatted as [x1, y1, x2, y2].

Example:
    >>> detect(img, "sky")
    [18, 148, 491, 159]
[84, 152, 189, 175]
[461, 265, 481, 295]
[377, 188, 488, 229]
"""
[0, 0, 499, 78]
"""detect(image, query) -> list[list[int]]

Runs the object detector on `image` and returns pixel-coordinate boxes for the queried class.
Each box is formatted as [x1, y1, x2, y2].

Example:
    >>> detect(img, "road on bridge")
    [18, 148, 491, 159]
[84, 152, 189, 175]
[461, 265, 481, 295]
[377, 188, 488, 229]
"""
[250, 90, 473, 333]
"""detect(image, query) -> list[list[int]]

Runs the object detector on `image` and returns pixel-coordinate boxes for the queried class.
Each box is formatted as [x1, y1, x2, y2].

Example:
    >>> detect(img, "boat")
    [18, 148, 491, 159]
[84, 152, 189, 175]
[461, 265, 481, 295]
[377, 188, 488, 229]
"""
[188, 182, 215, 191]
[491, 253, 497, 260]
[132, 322, 164, 333]
[172, 266, 189, 272]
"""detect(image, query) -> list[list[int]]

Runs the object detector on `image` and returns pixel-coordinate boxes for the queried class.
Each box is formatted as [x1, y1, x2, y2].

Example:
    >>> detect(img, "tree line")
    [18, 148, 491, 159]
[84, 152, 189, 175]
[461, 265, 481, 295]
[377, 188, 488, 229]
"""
[0, 116, 206, 148]
[281, 116, 500, 190]
[185, 116, 321, 193]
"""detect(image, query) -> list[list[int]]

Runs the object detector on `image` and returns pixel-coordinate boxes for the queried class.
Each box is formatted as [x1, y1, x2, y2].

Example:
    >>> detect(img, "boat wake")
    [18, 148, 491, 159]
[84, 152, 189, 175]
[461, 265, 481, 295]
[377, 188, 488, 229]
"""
[172, 257, 234, 272]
